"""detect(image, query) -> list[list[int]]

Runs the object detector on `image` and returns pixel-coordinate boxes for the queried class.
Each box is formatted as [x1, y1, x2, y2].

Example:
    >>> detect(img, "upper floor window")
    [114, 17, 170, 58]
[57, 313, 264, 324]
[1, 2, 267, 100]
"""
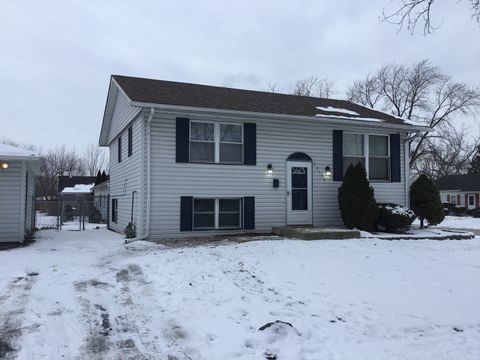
[117, 136, 122, 163]
[128, 126, 133, 157]
[190, 121, 243, 164]
[343, 133, 390, 181]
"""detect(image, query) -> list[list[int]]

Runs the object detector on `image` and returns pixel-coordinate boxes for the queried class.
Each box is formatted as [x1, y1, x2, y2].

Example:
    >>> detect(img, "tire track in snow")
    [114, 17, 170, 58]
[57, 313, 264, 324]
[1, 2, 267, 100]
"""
[0, 272, 39, 359]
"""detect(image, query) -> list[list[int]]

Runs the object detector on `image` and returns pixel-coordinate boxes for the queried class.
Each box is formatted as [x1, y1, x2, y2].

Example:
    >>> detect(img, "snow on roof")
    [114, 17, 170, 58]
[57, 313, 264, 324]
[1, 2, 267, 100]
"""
[0, 143, 37, 158]
[61, 183, 94, 194]
[315, 106, 360, 116]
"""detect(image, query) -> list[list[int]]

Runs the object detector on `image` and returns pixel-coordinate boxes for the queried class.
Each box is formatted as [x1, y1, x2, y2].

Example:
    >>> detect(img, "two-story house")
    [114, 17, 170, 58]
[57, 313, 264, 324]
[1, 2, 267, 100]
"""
[99, 75, 429, 239]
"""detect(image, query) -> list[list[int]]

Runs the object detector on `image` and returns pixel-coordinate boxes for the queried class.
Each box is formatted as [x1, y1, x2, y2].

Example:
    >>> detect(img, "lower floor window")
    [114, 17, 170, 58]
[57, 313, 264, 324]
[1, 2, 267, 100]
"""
[112, 199, 118, 223]
[193, 198, 242, 230]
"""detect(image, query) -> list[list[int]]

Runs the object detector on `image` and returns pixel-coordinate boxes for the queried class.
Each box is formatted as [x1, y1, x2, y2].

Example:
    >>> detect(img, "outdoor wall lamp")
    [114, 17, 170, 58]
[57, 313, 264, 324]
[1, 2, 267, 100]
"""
[0, 162, 8, 170]
[266, 164, 273, 175]
[321, 166, 332, 181]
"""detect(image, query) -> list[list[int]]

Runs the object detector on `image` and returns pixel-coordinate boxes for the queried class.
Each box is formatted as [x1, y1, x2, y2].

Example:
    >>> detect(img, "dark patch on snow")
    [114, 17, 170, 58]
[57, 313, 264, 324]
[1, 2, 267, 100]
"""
[94, 304, 106, 312]
[116, 264, 147, 284]
[85, 334, 110, 354]
[74, 279, 112, 291]
[264, 351, 277, 360]
[453, 327, 464, 332]
[27, 272, 39, 277]
[0, 339, 15, 357]
[258, 320, 293, 331]
[117, 338, 136, 349]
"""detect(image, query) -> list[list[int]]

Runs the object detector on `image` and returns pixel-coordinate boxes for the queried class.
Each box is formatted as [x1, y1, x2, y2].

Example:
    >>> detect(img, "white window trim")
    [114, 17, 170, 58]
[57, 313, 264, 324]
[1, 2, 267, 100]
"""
[343, 132, 391, 181]
[193, 197, 242, 230]
[190, 121, 243, 164]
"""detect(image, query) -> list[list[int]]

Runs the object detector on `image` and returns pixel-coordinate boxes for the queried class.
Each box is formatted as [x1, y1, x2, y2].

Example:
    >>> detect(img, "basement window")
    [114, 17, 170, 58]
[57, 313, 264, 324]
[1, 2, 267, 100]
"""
[193, 198, 242, 230]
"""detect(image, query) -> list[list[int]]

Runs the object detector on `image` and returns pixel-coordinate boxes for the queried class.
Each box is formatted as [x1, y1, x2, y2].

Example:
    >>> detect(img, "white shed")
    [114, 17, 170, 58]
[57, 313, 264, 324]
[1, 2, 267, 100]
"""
[0, 144, 40, 242]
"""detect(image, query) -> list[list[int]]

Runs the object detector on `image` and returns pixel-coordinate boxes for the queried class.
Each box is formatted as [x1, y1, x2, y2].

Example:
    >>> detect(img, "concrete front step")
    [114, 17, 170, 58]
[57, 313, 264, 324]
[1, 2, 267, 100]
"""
[273, 226, 361, 240]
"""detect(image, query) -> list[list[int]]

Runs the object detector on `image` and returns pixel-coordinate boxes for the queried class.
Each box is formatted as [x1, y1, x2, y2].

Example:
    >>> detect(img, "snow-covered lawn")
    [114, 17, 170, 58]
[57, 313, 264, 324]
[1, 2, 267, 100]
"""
[439, 216, 480, 230]
[1, 229, 479, 359]
[414, 215, 480, 230]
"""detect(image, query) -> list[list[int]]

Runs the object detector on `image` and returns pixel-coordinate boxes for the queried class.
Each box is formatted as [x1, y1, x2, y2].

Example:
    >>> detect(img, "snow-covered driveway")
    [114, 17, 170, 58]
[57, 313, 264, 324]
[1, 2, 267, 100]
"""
[0, 229, 479, 359]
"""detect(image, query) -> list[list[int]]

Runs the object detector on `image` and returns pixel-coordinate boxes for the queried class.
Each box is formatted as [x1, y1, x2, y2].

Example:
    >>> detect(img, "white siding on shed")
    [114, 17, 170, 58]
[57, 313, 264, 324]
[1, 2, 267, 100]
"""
[0, 161, 23, 241]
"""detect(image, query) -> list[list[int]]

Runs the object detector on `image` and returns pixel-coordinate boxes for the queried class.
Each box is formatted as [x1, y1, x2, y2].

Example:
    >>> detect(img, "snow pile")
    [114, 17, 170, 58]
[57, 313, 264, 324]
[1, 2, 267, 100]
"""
[382, 204, 416, 219]
[61, 183, 94, 193]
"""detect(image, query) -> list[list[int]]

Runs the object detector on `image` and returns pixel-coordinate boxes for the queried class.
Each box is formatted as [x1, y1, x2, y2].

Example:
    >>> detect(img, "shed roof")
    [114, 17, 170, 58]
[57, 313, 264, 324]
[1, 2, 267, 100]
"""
[0, 143, 38, 160]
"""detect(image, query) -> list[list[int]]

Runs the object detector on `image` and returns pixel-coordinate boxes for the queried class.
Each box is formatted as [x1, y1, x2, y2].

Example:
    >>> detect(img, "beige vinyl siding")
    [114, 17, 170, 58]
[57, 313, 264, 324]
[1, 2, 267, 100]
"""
[0, 161, 23, 242]
[108, 115, 143, 234]
[147, 112, 407, 239]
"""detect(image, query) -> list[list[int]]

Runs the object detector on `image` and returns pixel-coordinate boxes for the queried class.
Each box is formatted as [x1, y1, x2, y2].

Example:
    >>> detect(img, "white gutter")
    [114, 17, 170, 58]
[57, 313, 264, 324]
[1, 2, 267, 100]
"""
[130, 101, 432, 133]
[125, 107, 154, 244]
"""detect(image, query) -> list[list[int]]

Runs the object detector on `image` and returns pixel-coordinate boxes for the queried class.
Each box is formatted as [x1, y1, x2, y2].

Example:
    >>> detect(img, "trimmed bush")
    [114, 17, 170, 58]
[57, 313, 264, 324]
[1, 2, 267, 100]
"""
[466, 208, 480, 218]
[410, 174, 445, 228]
[376, 203, 416, 232]
[450, 206, 467, 216]
[338, 162, 378, 231]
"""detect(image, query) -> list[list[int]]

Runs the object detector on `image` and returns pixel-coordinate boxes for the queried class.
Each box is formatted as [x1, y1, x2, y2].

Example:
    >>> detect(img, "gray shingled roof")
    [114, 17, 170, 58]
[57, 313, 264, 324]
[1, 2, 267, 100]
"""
[436, 173, 480, 191]
[112, 75, 416, 126]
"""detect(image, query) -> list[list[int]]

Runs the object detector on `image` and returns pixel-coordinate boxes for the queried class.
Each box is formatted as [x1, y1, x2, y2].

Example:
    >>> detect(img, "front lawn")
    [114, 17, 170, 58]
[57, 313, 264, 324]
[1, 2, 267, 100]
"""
[0, 229, 479, 359]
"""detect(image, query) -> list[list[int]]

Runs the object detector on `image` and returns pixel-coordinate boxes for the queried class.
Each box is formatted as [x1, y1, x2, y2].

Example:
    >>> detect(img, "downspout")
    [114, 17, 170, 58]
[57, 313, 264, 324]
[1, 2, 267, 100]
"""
[404, 135, 410, 207]
[125, 107, 153, 243]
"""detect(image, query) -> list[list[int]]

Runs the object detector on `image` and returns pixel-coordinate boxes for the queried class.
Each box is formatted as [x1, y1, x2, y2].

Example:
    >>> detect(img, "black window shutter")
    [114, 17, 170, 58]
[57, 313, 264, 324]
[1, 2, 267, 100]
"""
[243, 123, 256, 165]
[180, 196, 193, 231]
[390, 134, 401, 182]
[117, 136, 122, 163]
[332, 130, 343, 181]
[243, 196, 255, 230]
[176, 118, 190, 163]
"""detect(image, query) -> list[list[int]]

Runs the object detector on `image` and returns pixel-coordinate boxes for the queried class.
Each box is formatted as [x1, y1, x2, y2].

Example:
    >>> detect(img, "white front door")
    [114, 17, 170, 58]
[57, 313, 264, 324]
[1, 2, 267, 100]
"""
[287, 161, 313, 225]
[468, 195, 475, 209]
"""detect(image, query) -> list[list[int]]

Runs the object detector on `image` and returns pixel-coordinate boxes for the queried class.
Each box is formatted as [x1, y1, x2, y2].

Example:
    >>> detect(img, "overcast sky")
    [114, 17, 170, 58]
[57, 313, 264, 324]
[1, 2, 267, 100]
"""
[1, 0, 479, 152]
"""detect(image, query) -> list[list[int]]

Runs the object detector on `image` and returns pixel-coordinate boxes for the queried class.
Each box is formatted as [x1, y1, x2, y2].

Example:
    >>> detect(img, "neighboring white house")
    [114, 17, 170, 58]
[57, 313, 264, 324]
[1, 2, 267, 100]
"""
[0, 144, 40, 242]
[99, 75, 430, 239]
[92, 178, 109, 222]
[437, 173, 480, 209]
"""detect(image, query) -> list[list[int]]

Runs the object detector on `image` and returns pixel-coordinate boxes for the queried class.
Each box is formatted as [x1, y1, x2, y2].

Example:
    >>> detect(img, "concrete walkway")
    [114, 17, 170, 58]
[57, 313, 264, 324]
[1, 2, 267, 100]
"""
[438, 227, 480, 236]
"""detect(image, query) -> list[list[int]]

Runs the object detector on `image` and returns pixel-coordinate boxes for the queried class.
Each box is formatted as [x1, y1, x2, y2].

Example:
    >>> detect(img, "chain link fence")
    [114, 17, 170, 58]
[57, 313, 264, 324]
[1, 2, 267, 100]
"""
[35, 194, 109, 231]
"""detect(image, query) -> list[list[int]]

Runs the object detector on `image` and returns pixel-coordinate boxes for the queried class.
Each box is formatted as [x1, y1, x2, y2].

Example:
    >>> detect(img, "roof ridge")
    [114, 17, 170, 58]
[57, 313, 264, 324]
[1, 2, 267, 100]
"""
[111, 74, 348, 103]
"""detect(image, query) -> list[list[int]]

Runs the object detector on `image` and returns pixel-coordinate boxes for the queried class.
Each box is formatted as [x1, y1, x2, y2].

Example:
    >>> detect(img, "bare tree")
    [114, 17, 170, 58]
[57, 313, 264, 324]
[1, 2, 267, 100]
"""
[347, 60, 480, 173]
[346, 74, 383, 109]
[82, 144, 109, 176]
[412, 126, 479, 180]
[36, 145, 86, 199]
[382, 0, 480, 35]
[289, 76, 336, 98]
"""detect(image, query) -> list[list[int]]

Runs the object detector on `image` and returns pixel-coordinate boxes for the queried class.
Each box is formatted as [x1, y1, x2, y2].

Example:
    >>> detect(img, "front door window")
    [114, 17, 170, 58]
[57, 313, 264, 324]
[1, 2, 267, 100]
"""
[291, 167, 308, 210]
